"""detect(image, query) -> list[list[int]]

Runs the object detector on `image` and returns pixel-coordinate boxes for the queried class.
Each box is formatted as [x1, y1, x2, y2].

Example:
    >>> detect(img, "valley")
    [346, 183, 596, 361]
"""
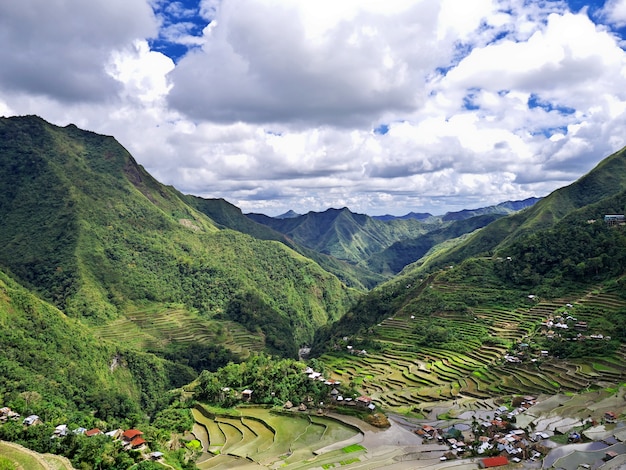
[1, 116, 626, 469]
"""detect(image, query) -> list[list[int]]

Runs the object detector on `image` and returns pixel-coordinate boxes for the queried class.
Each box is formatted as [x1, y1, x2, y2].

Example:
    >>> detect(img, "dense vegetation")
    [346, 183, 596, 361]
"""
[196, 354, 330, 407]
[0, 116, 357, 346]
[187, 196, 384, 289]
[495, 193, 626, 293]
[0, 269, 196, 468]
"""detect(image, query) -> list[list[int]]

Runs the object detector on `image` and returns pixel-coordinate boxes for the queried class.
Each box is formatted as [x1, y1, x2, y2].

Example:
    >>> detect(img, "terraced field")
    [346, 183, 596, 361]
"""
[191, 405, 363, 469]
[94, 305, 264, 356]
[0, 441, 74, 470]
[320, 284, 626, 414]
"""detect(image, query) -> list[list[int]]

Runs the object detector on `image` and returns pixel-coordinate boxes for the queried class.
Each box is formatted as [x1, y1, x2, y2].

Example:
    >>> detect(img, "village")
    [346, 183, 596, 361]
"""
[0, 406, 165, 463]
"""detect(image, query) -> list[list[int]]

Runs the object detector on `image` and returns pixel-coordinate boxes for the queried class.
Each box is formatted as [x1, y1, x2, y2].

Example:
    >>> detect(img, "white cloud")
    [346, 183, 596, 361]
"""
[0, 0, 158, 103]
[167, 0, 457, 126]
[602, 0, 626, 26]
[3, 0, 626, 217]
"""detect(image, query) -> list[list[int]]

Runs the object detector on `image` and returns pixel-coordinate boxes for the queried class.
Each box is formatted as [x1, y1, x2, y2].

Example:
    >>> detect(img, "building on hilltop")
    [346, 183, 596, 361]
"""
[604, 214, 625, 226]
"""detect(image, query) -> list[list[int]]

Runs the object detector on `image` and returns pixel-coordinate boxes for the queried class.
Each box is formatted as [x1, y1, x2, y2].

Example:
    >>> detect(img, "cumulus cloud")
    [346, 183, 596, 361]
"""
[167, 0, 463, 126]
[0, 0, 159, 102]
[3, 0, 626, 216]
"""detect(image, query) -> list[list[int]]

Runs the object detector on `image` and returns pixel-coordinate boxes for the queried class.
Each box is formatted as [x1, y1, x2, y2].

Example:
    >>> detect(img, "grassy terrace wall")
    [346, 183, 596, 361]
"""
[0, 441, 74, 470]
[94, 305, 264, 356]
[319, 282, 626, 414]
[191, 404, 363, 469]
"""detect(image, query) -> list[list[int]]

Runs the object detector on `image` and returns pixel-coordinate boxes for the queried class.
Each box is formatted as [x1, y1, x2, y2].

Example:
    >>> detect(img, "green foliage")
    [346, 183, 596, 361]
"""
[223, 291, 297, 358]
[151, 405, 194, 434]
[0, 456, 16, 470]
[156, 342, 240, 374]
[197, 353, 327, 406]
[495, 214, 626, 291]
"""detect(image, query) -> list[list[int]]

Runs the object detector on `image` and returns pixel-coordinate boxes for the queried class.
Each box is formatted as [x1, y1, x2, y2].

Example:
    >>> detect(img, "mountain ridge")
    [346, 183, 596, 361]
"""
[0, 115, 356, 354]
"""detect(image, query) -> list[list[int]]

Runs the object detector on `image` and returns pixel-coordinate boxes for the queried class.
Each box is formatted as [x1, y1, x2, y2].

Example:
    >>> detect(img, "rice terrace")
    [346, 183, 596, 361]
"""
[187, 270, 626, 469]
[190, 405, 364, 469]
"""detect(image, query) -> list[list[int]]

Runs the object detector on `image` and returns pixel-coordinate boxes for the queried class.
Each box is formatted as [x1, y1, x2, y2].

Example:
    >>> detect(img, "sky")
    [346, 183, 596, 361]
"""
[2, 1, 626, 216]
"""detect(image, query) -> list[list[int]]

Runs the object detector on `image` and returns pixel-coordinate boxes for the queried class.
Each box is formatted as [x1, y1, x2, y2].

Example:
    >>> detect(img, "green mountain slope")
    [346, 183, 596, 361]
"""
[363, 213, 505, 275]
[0, 116, 357, 357]
[406, 146, 626, 274]
[0, 268, 186, 424]
[186, 196, 385, 289]
[247, 207, 431, 263]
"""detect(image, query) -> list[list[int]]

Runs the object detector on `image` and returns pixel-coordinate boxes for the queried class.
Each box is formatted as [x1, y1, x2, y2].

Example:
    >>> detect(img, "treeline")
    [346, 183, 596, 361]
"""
[0, 399, 195, 470]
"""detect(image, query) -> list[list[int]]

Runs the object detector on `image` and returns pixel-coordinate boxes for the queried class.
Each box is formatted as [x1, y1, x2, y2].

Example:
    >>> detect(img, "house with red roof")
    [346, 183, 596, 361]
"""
[129, 436, 146, 449]
[122, 429, 143, 441]
[85, 428, 102, 437]
[479, 456, 509, 468]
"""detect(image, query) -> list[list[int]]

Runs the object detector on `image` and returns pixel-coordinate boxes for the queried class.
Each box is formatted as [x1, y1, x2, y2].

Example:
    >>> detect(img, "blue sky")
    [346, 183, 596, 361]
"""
[2, 0, 626, 216]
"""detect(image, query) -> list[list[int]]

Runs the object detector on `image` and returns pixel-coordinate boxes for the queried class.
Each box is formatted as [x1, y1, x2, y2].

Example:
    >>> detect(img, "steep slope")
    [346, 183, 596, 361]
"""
[247, 207, 430, 263]
[0, 116, 357, 356]
[0, 268, 187, 423]
[186, 196, 385, 289]
[363, 213, 505, 275]
[407, 146, 626, 273]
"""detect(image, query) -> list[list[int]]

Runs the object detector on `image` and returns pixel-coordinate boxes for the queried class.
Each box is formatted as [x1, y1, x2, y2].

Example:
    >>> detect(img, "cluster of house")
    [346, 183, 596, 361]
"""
[0, 407, 162, 461]
[415, 397, 543, 465]
[540, 311, 611, 342]
[301, 367, 376, 412]
[504, 303, 612, 364]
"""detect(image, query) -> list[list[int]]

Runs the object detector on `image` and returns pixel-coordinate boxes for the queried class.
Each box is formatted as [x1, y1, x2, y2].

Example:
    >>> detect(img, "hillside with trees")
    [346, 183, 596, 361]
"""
[2, 116, 626, 469]
[0, 116, 357, 353]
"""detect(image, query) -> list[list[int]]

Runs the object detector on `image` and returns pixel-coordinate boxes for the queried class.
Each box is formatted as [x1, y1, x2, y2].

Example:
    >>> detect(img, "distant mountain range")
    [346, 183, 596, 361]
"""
[270, 197, 541, 222]
[246, 198, 540, 275]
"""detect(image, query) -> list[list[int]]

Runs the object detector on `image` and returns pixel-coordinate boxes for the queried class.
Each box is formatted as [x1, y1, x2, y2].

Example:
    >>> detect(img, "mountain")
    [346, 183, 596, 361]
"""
[185, 196, 385, 289]
[440, 197, 541, 221]
[0, 116, 357, 359]
[276, 209, 301, 219]
[369, 199, 539, 223]
[247, 207, 431, 264]
[372, 212, 434, 222]
[403, 148, 626, 275]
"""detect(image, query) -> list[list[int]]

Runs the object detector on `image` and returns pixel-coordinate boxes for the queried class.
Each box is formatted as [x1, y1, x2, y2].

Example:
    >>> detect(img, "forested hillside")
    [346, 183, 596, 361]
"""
[186, 196, 384, 289]
[247, 207, 430, 263]
[0, 116, 358, 358]
[406, 146, 626, 275]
